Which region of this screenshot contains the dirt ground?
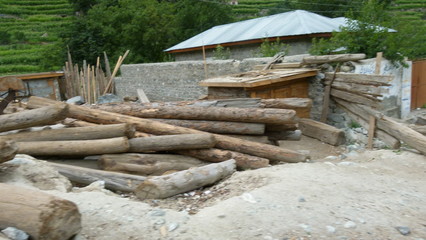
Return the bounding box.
[2,136,426,240]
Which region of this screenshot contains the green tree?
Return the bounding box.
[257,38,289,57]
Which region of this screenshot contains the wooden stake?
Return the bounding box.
[367,115,376,149]
[375,52,383,75]
[103,50,130,95]
[320,64,340,123]
[202,45,208,79]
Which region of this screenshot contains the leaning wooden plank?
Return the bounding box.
[98,153,207,176]
[355,104,426,155]
[49,162,145,192]
[0,183,81,240]
[0,103,68,132]
[129,134,216,152]
[302,53,366,64]
[331,89,380,107]
[177,148,269,170]
[324,72,392,86]
[149,119,265,135]
[27,97,307,163]
[335,99,400,148]
[0,123,135,142]
[326,81,388,96]
[16,137,129,156]
[298,118,345,146]
[90,104,296,124]
[0,140,18,163]
[135,159,236,200]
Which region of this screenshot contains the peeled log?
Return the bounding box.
[0,123,135,142]
[27,97,307,163]
[177,148,269,170]
[0,140,18,163]
[129,134,216,152]
[16,137,129,156]
[302,53,366,64]
[98,153,207,176]
[149,119,265,135]
[91,104,296,124]
[299,118,345,146]
[0,183,81,240]
[135,159,236,199]
[0,103,68,132]
[49,162,146,192]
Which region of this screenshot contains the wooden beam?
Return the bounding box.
[302,53,366,64]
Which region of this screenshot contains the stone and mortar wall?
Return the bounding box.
[116,58,272,102]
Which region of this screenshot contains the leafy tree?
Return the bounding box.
[213,45,231,59]
[309,0,425,66]
[257,38,289,57]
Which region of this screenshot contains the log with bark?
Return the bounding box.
[98,153,207,176]
[16,137,129,156]
[27,97,307,163]
[129,134,216,152]
[90,104,297,125]
[335,99,400,148]
[148,119,265,135]
[298,118,345,146]
[0,140,18,163]
[0,183,81,240]
[224,134,274,145]
[0,103,68,132]
[49,162,146,192]
[177,148,269,170]
[0,123,135,142]
[135,159,236,200]
[409,125,426,135]
[302,53,366,64]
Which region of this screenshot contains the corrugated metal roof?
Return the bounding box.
[165,10,343,52]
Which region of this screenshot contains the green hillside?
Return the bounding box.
[390,0,425,23]
[0,0,74,76]
[231,0,283,19]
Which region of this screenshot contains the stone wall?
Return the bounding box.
[116,58,272,102]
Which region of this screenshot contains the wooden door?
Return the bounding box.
[411,60,426,109]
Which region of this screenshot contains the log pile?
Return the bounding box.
[1,96,341,201]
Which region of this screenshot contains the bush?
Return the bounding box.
[0,31,12,44]
[257,38,289,57]
[212,45,231,59]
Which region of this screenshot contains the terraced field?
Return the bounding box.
[231,0,283,19]
[390,0,425,23]
[0,0,73,75]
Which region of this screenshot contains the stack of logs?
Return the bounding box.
[0,96,344,202]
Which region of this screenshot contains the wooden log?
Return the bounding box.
[0,123,135,142]
[49,162,146,192]
[16,137,129,156]
[302,53,366,64]
[129,134,216,152]
[90,104,296,124]
[298,118,345,146]
[0,103,68,132]
[409,125,426,135]
[148,119,265,135]
[176,148,269,170]
[135,159,236,199]
[0,140,18,163]
[98,153,206,176]
[324,72,392,86]
[325,81,388,96]
[224,134,274,145]
[331,88,380,107]
[334,99,400,148]
[253,62,303,70]
[260,98,312,109]
[27,97,307,163]
[0,183,81,240]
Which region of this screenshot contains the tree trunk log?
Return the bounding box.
[409,125,426,135]
[177,148,269,170]
[224,134,274,145]
[98,153,206,176]
[0,103,68,133]
[335,99,400,148]
[149,119,265,135]
[299,118,346,146]
[0,140,18,163]
[129,134,215,152]
[27,97,307,163]
[0,183,81,240]
[16,137,129,156]
[135,159,236,199]
[331,89,379,107]
[324,72,392,86]
[49,162,146,192]
[90,104,296,124]
[0,123,135,142]
[302,53,366,64]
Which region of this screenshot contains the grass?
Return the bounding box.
[0,0,73,75]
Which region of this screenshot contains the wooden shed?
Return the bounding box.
[199,68,318,99]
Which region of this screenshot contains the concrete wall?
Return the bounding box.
[116,58,272,102]
[173,39,313,61]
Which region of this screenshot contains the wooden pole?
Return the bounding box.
[320,64,340,123]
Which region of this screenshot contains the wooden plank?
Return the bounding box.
[375,52,383,74]
[137,89,150,103]
[298,118,345,146]
[324,72,392,86]
[331,89,380,107]
[325,81,388,96]
[253,62,303,70]
[367,115,376,149]
[321,66,339,122]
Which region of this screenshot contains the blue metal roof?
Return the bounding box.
[165,10,344,52]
